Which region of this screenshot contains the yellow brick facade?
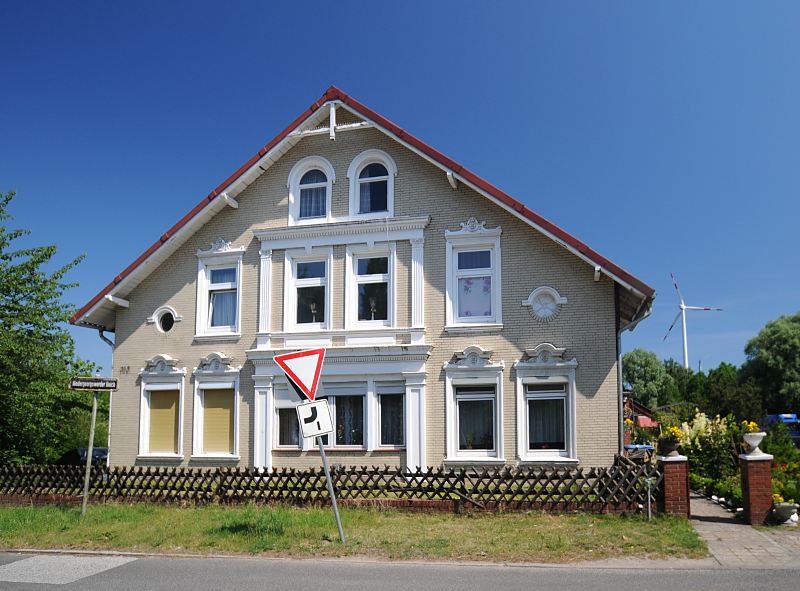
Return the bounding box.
[109,123,623,469]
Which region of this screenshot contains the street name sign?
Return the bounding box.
[70,377,118,391]
[273,348,325,401]
[296,399,334,439]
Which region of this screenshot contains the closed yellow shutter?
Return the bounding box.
[203,389,234,454]
[149,390,179,454]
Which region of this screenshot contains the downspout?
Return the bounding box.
[98,329,115,466]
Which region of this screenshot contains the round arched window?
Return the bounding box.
[357,163,389,213]
[298,169,327,219]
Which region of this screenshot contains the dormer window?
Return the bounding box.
[347,149,396,218]
[298,169,327,219]
[288,156,335,225]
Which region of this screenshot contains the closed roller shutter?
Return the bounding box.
[203,389,234,454]
[149,390,179,454]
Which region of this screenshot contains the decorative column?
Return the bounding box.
[403,372,426,471]
[739,451,774,525]
[257,249,272,349]
[410,238,425,344]
[252,375,274,471]
[658,454,690,517]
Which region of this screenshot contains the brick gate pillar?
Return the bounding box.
[739,452,774,525]
[658,454,690,517]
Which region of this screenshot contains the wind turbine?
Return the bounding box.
[663,273,722,369]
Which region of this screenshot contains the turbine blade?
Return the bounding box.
[663,310,682,341]
[685,306,723,311]
[670,273,685,306]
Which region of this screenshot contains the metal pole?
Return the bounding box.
[81,391,98,517]
[646,478,652,522]
[681,309,689,369]
[318,436,345,543]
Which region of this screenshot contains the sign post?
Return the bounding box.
[274,349,345,544]
[70,376,118,517]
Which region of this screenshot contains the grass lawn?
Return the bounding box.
[0,504,707,563]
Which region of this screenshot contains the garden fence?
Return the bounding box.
[0,456,662,514]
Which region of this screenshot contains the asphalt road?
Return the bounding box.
[0,552,797,590]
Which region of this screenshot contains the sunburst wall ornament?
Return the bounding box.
[523,286,567,322]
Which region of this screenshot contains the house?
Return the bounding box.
[70,87,655,470]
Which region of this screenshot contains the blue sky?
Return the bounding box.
[2,1,798,373]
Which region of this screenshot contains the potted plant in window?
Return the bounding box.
[742,420,767,456]
[772,493,799,525]
[658,425,683,458]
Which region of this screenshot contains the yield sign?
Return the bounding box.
[274,348,326,401]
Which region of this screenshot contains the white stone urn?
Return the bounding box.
[743,431,767,456]
[773,502,799,525]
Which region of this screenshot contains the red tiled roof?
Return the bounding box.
[70,86,654,326]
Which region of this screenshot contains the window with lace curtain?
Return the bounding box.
[298,169,327,219]
[287,156,334,225]
[526,383,567,452]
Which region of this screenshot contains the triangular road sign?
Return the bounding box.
[274,348,326,401]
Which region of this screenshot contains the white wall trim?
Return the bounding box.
[410,237,425,334]
[258,249,272,335]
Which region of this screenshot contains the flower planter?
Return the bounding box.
[772,502,799,525]
[658,438,680,457]
[742,431,766,456]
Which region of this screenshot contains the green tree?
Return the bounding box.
[705,362,762,420]
[622,348,677,409]
[742,311,800,412]
[0,190,97,464]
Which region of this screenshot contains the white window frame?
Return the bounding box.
[375,381,406,449]
[284,247,333,333]
[287,156,335,225]
[445,219,502,330]
[514,348,578,463]
[138,355,186,460]
[345,243,396,329]
[195,243,244,339]
[313,388,368,451]
[347,149,397,219]
[443,347,505,463]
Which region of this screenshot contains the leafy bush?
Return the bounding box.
[680,411,740,481]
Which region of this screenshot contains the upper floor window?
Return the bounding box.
[195,240,244,338]
[288,156,335,225]
[444,218,502,329]
[283,247,333,332]
[345,244,395,329]
[298,169,328,219]
[347,149,396,219]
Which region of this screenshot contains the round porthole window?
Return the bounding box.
[158,311,175,333]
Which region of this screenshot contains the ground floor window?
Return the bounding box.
[456,386,496,451]
[527,384,567,451]
[148,389,180,454]
[276,407,300,447]
[377,381,404,446]
[201,388,235,455]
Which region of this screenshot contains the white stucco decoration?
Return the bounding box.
[523,286,567,322]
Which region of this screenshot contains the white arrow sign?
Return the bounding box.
[296,399,334,439]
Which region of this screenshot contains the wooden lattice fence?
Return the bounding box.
[0,457,662,513]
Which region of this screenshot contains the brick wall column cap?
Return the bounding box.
[739,453,773,462]
[657,455,688,463]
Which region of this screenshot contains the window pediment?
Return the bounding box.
[141,354,185,377]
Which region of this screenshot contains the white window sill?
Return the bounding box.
[273,447,303,452]
[444,457,506,465]
[518,457,579,465]
[374,446,406,452]
[444,323,503,334]
[190,455,240,461]
[137,454,184,460]
[194,333,240,342]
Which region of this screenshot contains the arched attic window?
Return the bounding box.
[288,156,335,225]
[347,149,396,218]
